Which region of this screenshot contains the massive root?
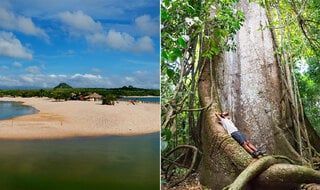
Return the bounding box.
[224,155,320,190]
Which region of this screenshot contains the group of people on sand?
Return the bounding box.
[215,111,264,158]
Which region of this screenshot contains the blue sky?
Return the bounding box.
[0,0,160,89]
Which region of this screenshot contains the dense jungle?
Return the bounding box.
[161,0,320,189]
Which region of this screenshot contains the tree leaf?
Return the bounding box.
[177,37,187,49]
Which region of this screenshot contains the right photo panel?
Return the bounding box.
[161,0,320,189]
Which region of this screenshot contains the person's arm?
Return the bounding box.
[215,112,222,121]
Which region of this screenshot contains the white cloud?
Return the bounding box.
[49,74,67,78]
[0,8,49,40]
[134,70,146,76]
[25,66,40,74]
[91,68,102,73]
[12,61,22,67]
[134,36,154,53]
[69,73,111,87]
[0,72,159,89]
[58,11,155,53]
[132,69,160,89]
[71,73,102,80]
[1,65,9,70]
[86,30,154,53]
[21,75,34,83]
[125,77,135,82]
[58,11,103,35]
[105,30,134,50]
[0,75,22,86]
[0,31,33,59]
[135,15,159,36]
[0,75,8,80]
[0,0,158,20]
[85,32,107,45]
[107,30,154,53]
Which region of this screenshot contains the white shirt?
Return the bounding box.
[220,118,238,135]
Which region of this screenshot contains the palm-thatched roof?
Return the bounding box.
[87,92,102,99]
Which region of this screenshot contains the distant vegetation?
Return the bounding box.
[102,95,117,105]
[0,83,160,101]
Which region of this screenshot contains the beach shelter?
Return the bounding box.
[87,92,102,101]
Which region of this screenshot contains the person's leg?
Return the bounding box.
[242,142,254,154]
[246,141,257,152]
[246,141,265,156]
[244,141,262,158]
[231,132,259,157]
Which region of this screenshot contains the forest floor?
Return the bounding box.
[162,173,206,190]
[162,171,320,190]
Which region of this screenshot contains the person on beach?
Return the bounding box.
[215,112,263,158]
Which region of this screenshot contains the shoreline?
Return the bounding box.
[0,97,160,140]
[121,95,160,98]
[0,100,40,120]
[0,131,160,141]
[118,96,160,104]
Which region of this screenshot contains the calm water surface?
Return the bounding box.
[119,97,160,103]
[0,101,38,120]
[0,133,160,190]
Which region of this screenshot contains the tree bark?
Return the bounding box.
[198,55,252,189]
[216,0,301,159]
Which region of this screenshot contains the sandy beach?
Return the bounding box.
[0,97,160,139]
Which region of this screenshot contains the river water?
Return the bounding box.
[0,133,160,190]
[119,97,160,103]
[0,101,160,189]
[0,101,38,120]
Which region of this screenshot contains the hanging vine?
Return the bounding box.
[262,0,319,166]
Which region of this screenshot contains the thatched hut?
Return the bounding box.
[86,92,102,101]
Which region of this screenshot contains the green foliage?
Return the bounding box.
[261,0,320,136]
[0,87,159,100]
[295,57,320,135]
[172,168,189,176]
[102,95,117,105]
[51,89,71,101]
[261,0,319,60]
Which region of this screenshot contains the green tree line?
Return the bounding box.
[0,86,160,101]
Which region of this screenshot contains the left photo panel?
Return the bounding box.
[0,0,160,189]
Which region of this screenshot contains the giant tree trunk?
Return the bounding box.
[198,0,320,189]
[215,0,306,159]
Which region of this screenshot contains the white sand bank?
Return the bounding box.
[0,97,160,139]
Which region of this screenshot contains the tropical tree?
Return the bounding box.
[161,0,320,189]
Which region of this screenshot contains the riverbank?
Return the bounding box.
[0,97,160,139]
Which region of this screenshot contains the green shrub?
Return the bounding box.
[102,95,117,105]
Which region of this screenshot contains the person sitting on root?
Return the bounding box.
[215,111,263,158]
